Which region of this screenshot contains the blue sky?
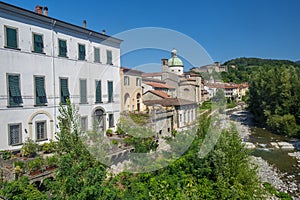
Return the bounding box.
[2,0,300,71]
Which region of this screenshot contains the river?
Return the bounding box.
[228,109,300,197]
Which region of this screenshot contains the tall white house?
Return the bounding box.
[0,2,122,151]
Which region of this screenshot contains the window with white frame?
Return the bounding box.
[8,123,22,145]
[5,26,18,49]
[36,121,47,141]
[124,76,130,86]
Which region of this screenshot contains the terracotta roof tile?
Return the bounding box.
[145,90,170,99]
[142,72,162,77]
[143,81,175,89]
[143,98,197,107]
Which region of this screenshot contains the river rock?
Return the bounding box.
[277,142,294,150]
[243,142,256,149]
[270,142,280,149]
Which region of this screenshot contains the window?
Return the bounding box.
[136,78,141,86]
[81,116,88,132]
[8,74,23,106]
[80,79,87,104]
[95,80,102,103]
[8,123,22,145]
[124,76,130,86]
[94,47,100,63]
[108,81,113,102]
[60,78,70,104]
[106,50,112,65]
[108,114,114,128]
[36,121,47,141]
[58,39,67,57]
[180,114,182,122]
[35,76,47,105]
[33,33,44,53]
[5,26,18,49]
[78,44,86,60]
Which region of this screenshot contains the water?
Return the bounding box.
[247,127,300,186]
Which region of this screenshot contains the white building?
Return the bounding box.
[0,3,122,150]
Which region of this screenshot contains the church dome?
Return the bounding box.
[168,49,183,66]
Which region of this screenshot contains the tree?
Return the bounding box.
[208,126,263,199]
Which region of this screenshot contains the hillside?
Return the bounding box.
[221,57,300,83]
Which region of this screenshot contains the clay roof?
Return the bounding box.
[142,77,166,84]
[142,72,162,77]
[143,81,175,89]
[206,83,239,89]
[144,90,169,99]
[121,67,143,75]
[143,98,197,107]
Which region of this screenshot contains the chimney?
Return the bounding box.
[102,29,106,35]
[35,5,43,14]
[83,20,87,28]
[43,6,48,16]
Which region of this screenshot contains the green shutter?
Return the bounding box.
[80,79,87,103]
[6,27,17,49]
[107,50,112,65]
[59,40,67,57]
[60,79,70,104]
[78,44,85,60]
[94,48,100,63]
[35,77,47,105]
[34,34,43,53]
[95,81,102,103]
[108,81,113,102]
[8,75,23,106]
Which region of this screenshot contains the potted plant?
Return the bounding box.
[21,138,38,158]
[27,157,43,176]
[45,155,58,171]
[106,129,113,137]
[116,126,126,138]
[42,140,57,154]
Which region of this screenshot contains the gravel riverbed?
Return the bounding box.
[229,110,300,199]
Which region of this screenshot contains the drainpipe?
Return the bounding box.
[51,20,57,135]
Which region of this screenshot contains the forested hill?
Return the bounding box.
[221,57,300,83]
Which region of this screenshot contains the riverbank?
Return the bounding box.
[227,108,300,199]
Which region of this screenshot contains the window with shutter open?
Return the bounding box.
[8,75,23,106]
[35,76,47,105]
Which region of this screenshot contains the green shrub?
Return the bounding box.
[21,139,38,157]
[112,140,118,145]
[42,140,57,153]
[27,157,43,172]
[1,150,13,160]
[46,155,58,167]
[14,161,24,169]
